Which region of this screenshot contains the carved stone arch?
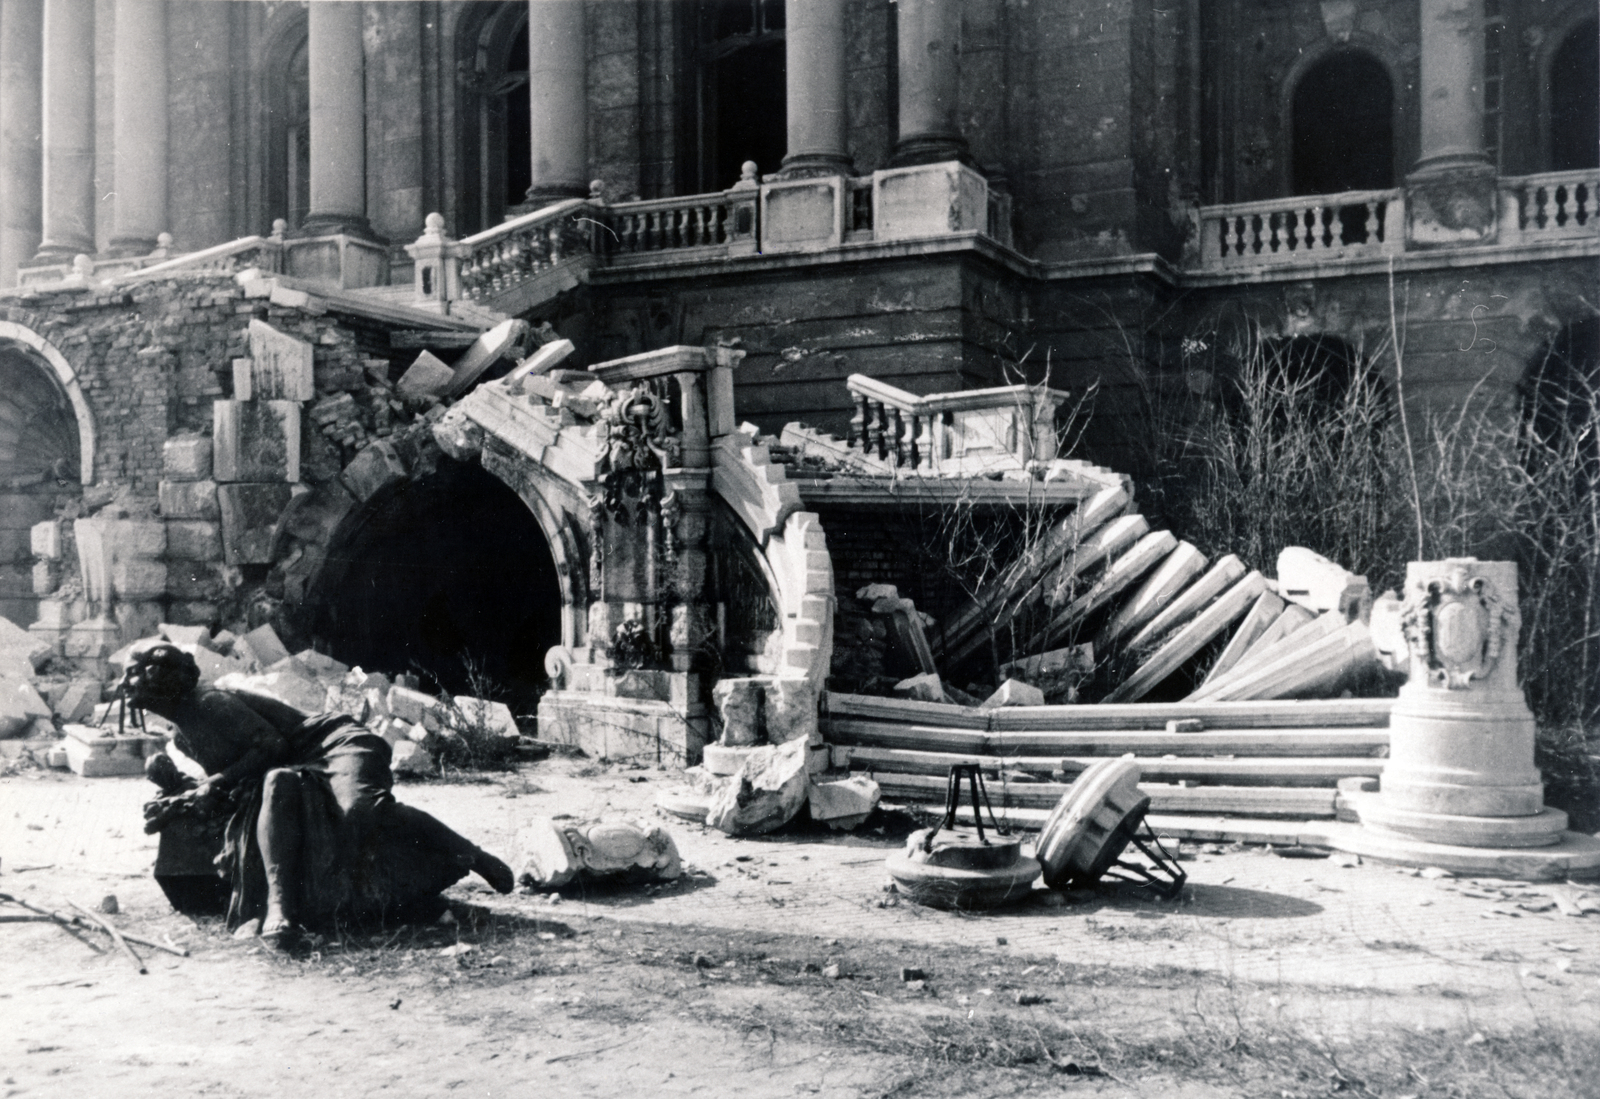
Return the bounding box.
[1279,39,1406,196]
[0,321,94,485]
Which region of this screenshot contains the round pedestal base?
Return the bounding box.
[1318,822,1600,881]
[887,827,1041,909]
[1359,802,1568,848]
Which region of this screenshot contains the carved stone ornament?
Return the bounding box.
[659,489,682,564]
[602,384,681,474]
[1399,562,1515,689]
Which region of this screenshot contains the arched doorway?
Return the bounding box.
[309,457,563,714]
[0,341,82,625]
[687,0,787,193]
[1549,19,1599,172]
[1291,51,1394,196]
[457,4,533,235]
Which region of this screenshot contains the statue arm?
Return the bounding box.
[187,693,293,793]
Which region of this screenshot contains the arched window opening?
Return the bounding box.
[264,25,311,231]
[458,5,532,236]
[1291,52,1394,196]
[692,0,786,193]
[1549,20,1599,171]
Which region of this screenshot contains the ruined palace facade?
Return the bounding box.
[0,0,1594,719]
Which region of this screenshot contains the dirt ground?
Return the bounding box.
[3,757,1599,1098]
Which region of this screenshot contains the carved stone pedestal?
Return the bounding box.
[1338,559,1600,878]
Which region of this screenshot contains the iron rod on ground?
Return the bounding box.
[69,900,146,974]
[0,893,187,957]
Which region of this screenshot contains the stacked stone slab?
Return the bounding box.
[211,321,308,567]
[158,434,226,626]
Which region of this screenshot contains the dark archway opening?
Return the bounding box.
[1291,52,1394,196]
[505,21,532,208]
[310,458,562,715]
[692,0,786,192]
[0,345,80,626]
[1550,20,1599,172]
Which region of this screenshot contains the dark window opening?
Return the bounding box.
[694,0,786,192]
[264,25,310,231]
[1550,20,1599,171]
[1291,52,1394,196]
[286,40,310,228]
[505,22,532,208]
[458,5,532,236]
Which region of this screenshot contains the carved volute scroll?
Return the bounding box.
[1399,559,1519,690]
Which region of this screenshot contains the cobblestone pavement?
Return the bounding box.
[4,759,1596,1031]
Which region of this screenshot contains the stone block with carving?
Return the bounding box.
[213,399,301,483]
[516,817,682,889]
[244,319,315,401]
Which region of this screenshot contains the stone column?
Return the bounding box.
[0,0,44,283]
[780,0,851,178]
[891,0,968,166]
[1415,0,1488,172]
[523,0,588,208]
[108,0,166,255]
[303,0,371,237]
[1408,0,1497,244]
[34,0,95,261]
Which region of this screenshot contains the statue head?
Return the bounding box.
[122,643,201,708]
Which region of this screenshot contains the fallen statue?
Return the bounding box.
[130,643,513,944]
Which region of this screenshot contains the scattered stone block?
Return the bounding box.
[451,696,518,739]
[703,743,761,776]
[807,775,881,830]
[159,479,220,521]
[213,669,326,716]
[245,319,315,401]
[706,738,811,835]
[295,649,349,679]
[1277,547,1371,623]
[237,624,291,668]
[856,584,898,601]
[396,350,455,399]
[0,616,54,674]
[213,399,301,483]
[340,439,408,503]
[893,673,947,704]
[388,685,434,724]
[444,319,529,398]
[30,520,61,560]
[980,679,1047,708]
[0,675,52,738]
[52,679,100,723]
[32,560,56,598]
[159,624,211,649]
[217,483,295,565]
[998,646,1094,704]
[162,434,213,482]
[515,817,682,889]
[390,738,435,776]
[506,338,576,387]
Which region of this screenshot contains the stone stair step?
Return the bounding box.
[822,715,1389,756]
[872,771,1339,818]
[835,744,1383,786]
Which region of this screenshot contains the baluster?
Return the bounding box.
[909,413,928,470]
[868,401,886,459]
[1555,184,1570,228]
[676,207,688,247]
[1267,211,1283,254]
[849,391,868,449]
[889,406,906,467]
[1577,182,1591,227]
[1362,200,1377,244]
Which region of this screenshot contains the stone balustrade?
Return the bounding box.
[845,374,1068,474]
[454,198,593,305]
[1501,169,1596,242]
[1192,189,1404,270]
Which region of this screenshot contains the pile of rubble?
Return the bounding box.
[4,618,528,779]
[656,674,881,837]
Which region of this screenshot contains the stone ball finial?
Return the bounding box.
[424,211,445,234]
[740,161,759,184]
[155,232,173,250]
[589,179,605,201]
[270,218,288,240]
[72,254,94,277]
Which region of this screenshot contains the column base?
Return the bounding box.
[1405,159,1498,247]
[511,184,591,217]
[778,153,855,180]
[890,134,975,170]
[105,236,159,258]
[1359,801,1568,848]
[295,212,379,241]
[1309,818,1600,881]
[283,232,390,290]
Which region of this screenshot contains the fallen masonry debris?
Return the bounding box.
[516,818,682,889]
